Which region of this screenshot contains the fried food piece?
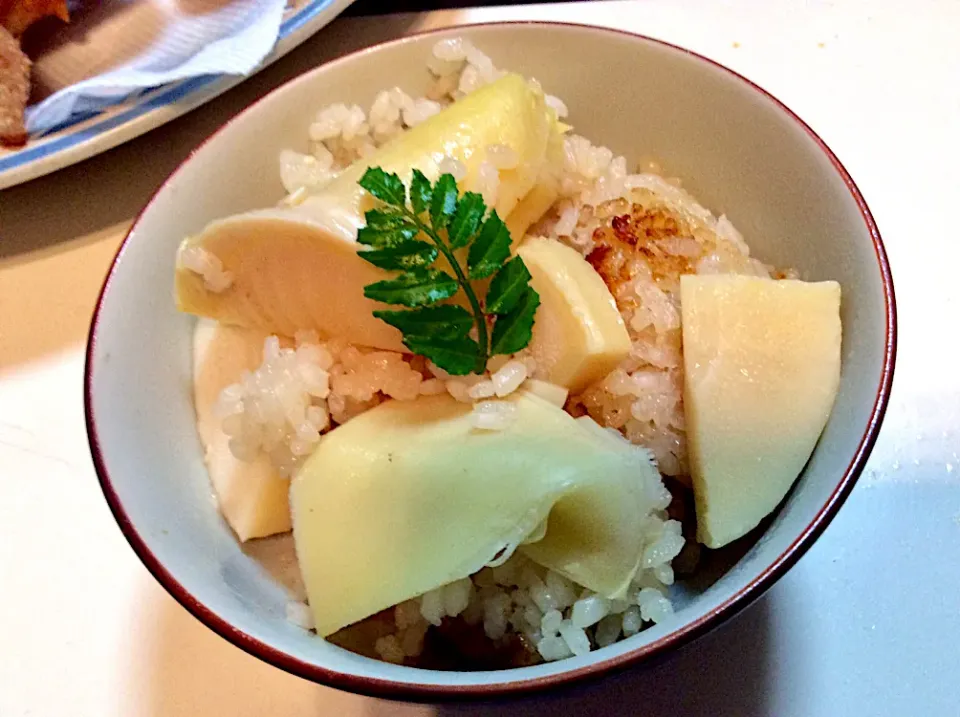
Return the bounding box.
[0,0,70,147]
[0,0,69,38]
[0,26,29,147]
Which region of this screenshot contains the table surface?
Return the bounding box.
[2,1,958,715]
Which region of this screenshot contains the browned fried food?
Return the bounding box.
[0,0,69,38]
[0,25,29,147]
[0,0,70,147]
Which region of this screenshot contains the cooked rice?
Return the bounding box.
[179,245,233,293]
[277,37,556,197]
[469,399,517,431]
[209,37,794,665]
[216,332,537,476]
[371,522,683,664]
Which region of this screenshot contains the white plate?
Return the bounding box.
[0,0,355,190]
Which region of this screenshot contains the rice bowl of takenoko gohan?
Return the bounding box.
[86,23,895,699]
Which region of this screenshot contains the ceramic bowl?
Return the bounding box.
[85,22,896,700]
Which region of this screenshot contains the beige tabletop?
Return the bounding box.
[2,1,959,716]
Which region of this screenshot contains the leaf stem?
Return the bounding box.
[403,207,489,370]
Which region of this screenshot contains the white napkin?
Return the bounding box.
[25,0,288,134]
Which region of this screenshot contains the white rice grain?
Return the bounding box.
[420,587,444,626]
[432,36,470,63]
[442,578,473,617]
[558,621,591,656]
[470,400,517,430]
[570,594,610,629]
[309,103,367,141]
[368,88,411,139]
[554,203,580,236]
[541,609,563,636]
[545,94,569,118]
[653,563,675,586]
[637,588,674,624]
[491,360,528,397]
[179,246,233,293]
[438,156,467,181]
[537,635,574,661]
[621,606,643,636]
[543,570,577,610]
[279,149,334,194]
[467,379,497,400]
[403,98,442,127]
[642,519,685,569]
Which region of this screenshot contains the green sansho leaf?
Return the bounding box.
[358,240,438,270]
[409,169,433,216]
[356,210,419,248]
[490,287,540,355]
[363,268,459,307]
[402,335,482,376]
[429,173,458,230]
[357,167,540,372]
[363,208,410,229]
[359,167,407,207]
[357,225,417,248]
[373,305,474,340]
[447,192,486,249]
[486,256,533,315]
[467,211,512,279]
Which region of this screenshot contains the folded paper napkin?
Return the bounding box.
[25,0,288,134]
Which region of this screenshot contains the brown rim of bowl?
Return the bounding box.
[84,20,897,702]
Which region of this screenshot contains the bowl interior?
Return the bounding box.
[87,22,891,695]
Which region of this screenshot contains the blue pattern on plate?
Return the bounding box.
[0,0,336,175]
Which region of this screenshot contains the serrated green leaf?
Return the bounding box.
[358,240,438,270]
[357,226,414,248]
[402,335,482,376]
[356,210,419,248]
[486,256,533,314]
[447,192,486,249]
[359,167,406,207]
[363,208,410,230]
[409,169,432,215]
[430,173,458,231]
[467,211,512,279]
[358,166,544,374]
[490,287,540,355]
[373,305,473,340]
[363,268,459,307]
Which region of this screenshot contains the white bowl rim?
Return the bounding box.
[84,20,897,702]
